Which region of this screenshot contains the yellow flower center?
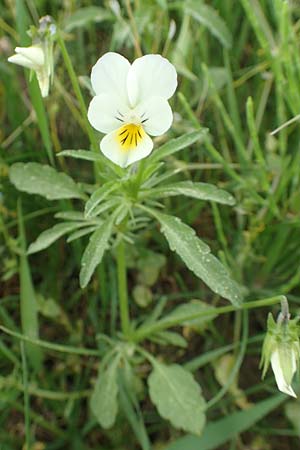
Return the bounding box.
[116,123,145,151]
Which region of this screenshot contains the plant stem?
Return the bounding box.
[56,33,99,156]
[133,295,285,343]
[125,0,142,57]
[21,341,31,449]
[116,238,131,337]
[0,325,99,356]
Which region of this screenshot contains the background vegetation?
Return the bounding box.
[1,0,300,449]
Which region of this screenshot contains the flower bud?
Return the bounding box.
[8,16,56,97]
[260,308,300,398]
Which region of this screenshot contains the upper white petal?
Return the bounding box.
[135,96,173,136]
[15,46,44,66]
[8,53,37,70]
[100,128,153,168]
[127,54,177,106]
[91,52,130,104]
[271,350,297,398]
[88,93,129,133]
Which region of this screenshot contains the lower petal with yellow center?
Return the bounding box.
[100,124,153,168]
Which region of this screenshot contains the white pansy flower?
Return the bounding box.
[8,45,50,97]
[8,16,56,98]
[87,52,177,168]
[260,308,300,398]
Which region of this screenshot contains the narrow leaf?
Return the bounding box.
[165,394,284,450]
[152,331,188,348]
[58,149,103,162]
[147,181,235,205]
[90,356,119,429]
[85,182,119,218]
[79,217,114,288]
[28,222,88,254]
[185,1,232,49]
[18,200,43,371]
[149,130,208,163]
[64,6,112,31]
[155,212,243,305]
[67,225,98,243]
[148,362,206,435]
[10,163,84,200]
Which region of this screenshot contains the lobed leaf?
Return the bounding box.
[148,362,206,435]
[10,162,84,200]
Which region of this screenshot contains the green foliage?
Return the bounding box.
[149,129,208,162]
[90,355,120,429]
[9,163,84,200]
[147,180,235,205]
[154,211,243,305]
[166,395,284,450]
[185,0,232,49]
[79,215,115,288]
[148,362,206,435]
[166,300,217,331]
[64,6,113,32]
[18,201,43,371]
[27,222,88,254]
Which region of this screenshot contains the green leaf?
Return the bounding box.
[147,181,235,205]
[79,217,114,288]
[152,331,188,348]
[10,163,84,200]
[149,130,208,163]
[185,1,232,49]
[58,149,103,162]
[155,212,243,305]
[148,362,206,435]
[28,222,88,254]
[90,356,119,429]
[85,182,119,218]
[64,6,113,31]
[166,300,218,332]
[165,394,284,450]
[67,225,98,243]
[18,200,43,371]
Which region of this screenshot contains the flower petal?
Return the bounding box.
[127,54,177,106]
[136,96,173,136]
[91,52,130,104]
[100,127,153,168]
[15,46,44,66]
[271,350,297,398]
[8,53,37,70]
[88,94,129,133]
[36,69,50,97]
